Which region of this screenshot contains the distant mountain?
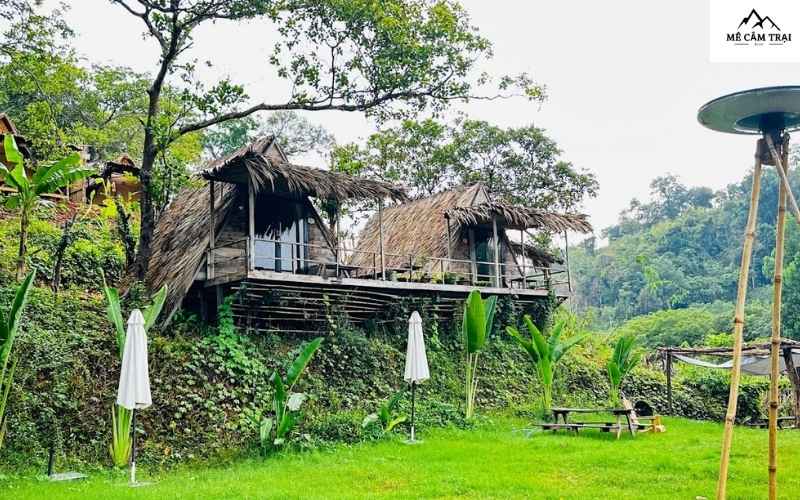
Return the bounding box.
[738,8,781,31]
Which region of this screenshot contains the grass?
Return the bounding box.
[3,417,800,499]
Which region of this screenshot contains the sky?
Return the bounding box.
[54,1,800,235]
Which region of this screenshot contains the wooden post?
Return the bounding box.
[468,229,477,285]
[446,218,453,261]
[248,178,255,272]
[378,199,386,280]
[564,230,572,293]
[520,229,526,290]
[492,215,500,287]
[781,348,800,429]
[717,149,763,500]
[208,181,216,278]
[666,350,673,415]
[767,135,788,500]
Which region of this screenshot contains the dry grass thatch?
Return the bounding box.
[143,182,238,323]
[352,183,591,271]
[444,202,593,234]
[351,184,486,270]
[202,136,407,203]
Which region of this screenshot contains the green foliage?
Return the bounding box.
[462,290,497,419]
[333,118,598,208]
[0,271,35,449]
[260,337,323,453]
[362,390,407,433]
[572,167,800,328]
[1,135,93,279]
[607,335,641,406]
[506,316,586,413]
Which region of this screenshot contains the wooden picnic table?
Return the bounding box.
[549,407,637,439]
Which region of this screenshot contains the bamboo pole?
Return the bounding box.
[378,200,386,280]
[767,137,787,500]
[766,134,800,225]
[717,150,763,500]
[492,215,501,287]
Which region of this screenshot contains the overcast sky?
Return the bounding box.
[56,1,800,235]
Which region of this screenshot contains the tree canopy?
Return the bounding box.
[333,118,598,210]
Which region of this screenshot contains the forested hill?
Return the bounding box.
[570,162,800,343]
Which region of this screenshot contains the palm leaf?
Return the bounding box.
[31,152,80,185]
[0,271,35,367]
[506,326,538,362]
[483,295,498,335]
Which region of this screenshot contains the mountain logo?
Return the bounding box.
[737,8,780,31]
[725,8,791,45]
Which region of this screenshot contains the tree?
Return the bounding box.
[203,111,335,159]
[1,135,93,279]
[332,118,456,196]
[110,0,542,279]
[334,118,598,208]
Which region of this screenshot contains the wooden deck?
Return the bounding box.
[202,270,560,332]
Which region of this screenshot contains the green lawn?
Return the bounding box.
[3,417,799,499]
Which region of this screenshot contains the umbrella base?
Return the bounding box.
[49,472,87,482]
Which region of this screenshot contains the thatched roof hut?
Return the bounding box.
[351,183,591,275]
[144,136,409,323]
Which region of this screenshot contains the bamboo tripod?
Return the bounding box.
[716,132,796,500]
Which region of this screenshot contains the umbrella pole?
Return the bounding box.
[717,147,763,500]
[411,382,416,442]
[130,409,137,485]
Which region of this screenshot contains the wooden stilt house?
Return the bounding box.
[143,137,592,332]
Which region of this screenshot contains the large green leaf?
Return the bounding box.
[2,134,23,169]
[36,163,94,195]
[483,295,497,335]
[464,290,486,353]
[524,315,549,362]
[271,371,287,425]
[285,337,323,390]
[506,326,538,363]
[31,152,80,185]
[101,271,126,359]
[143,285,168,330]
[0,271,36,367]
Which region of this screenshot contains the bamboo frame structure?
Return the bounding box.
[767,138,787,500]
[716,149,763,500]
[717,132,800,500]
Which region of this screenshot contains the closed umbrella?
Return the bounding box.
[116,309,151,485]
[404,311,430,443]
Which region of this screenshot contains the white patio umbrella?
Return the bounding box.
[404,311,430,443]
[116,309,151,485]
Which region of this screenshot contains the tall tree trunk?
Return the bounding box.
[114,197,136,269]
[16,208,29,281]
[134,149,156,280]
[51,211,78,293]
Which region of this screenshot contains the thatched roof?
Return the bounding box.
[444,202,592,234]
[351,183,591,270]
[202,136,407,203]
[143,182,238,324]
[351,184,488,269]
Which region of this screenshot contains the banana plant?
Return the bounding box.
[607,335,641,407]
[362,390,407,433]
[0,271,35,449]
[462,290,497,419]
[101,273,167,467]
[1,135,93,279]
[506,316,586,413]
[260,337,323,453]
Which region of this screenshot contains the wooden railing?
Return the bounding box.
[205,237,565,291]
